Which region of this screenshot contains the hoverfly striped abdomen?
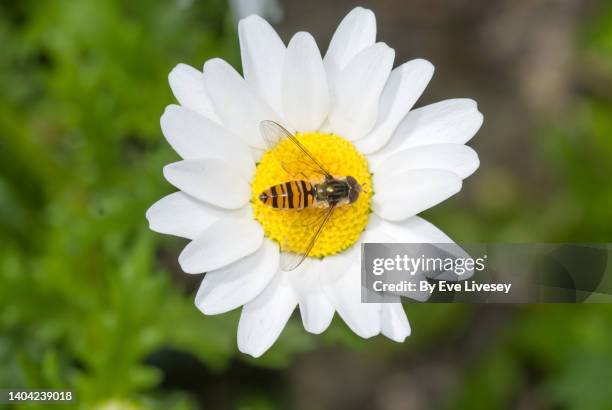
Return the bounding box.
[259,180,316,209]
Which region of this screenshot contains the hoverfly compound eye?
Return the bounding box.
[346,176,361,191]
[349,187,360,204]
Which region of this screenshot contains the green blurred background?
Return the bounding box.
[1,0,612,409]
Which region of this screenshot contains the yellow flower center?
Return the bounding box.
[251,131,372,258]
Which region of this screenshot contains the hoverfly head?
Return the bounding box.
[346,176,362,204]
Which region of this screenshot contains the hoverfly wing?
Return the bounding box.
[260,120,333,179]
[260,120,291,149]
[280,204,337,271]
[280,159,326,180]
[279,250,303,272]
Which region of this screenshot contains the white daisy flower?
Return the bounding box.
[146,7,483,357]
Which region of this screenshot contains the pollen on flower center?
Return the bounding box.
[251,131,372,258]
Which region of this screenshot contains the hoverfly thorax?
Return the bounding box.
[314,176,362,207]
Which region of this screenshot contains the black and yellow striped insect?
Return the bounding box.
[259,180,317,209]
[258,120,364,271]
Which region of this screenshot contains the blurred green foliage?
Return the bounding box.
[432,3,612,410]
[0,0,611,409]
[0,0,243,408]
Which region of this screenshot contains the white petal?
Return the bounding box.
[163,159,250,209]
[238,15,285,114]
[323,262,381,338]
[238,271,298,358]
[288,260,334,334]
[298,289,334,335]
[375,99,484,157]
[373,169,462,221]
[160,105,255,179]
[375,215,455,243]
[370,144,480,180]
[367,214,468,257]
[361,216,395,243]
[374,215,474,280]
[324,7,376,82]
[168,64,220,122]
[318,244,359,286]
[195,238,279,314]
[204,58,282,149]
[283,32,330,132]
[381,302,411,342]
[328,43,395,140]
[396,270,432,302]
[355,59,435,153]
[362,217,432,301]
[146,192,246,240]
[179,217,263,274]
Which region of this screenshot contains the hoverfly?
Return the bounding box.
[258,120,364,271]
